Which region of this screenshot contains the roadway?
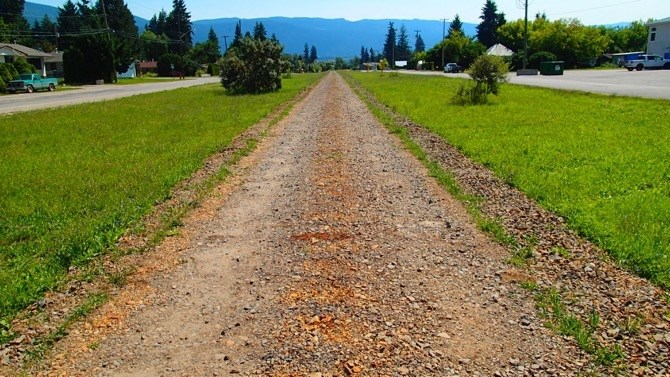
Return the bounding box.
[0,76,221,115]
[401,69,670,100]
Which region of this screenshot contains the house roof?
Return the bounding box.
[45,51,64,63]
[138,61,158,69]
[648,17,670,26]
[486,43,514,57]
[0,43,52,58]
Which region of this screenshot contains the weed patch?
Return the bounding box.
[536,288,624,367]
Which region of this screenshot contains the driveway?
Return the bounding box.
[402,69,670,100]
[0,76,221,115]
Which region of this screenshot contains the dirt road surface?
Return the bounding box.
[26,72,597,376]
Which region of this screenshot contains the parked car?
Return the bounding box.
[7,74,58,93]
[444,63,462,73]
[623,54,670,71]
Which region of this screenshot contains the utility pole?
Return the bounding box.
[100,0,114,82]
[523,0,529,69]
[222,35,230,51]
[441,18,446,71]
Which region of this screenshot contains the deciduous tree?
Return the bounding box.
[219,36,283,94]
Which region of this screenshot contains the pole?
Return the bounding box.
[223,35,229,51]
[523,0,529,69]
[100,0,114,82]
[441,18,446,71]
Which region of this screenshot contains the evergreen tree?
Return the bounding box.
[0,0,25,25]
[303,43,309,63]
[147,9,168,35]
[360,46,369,63]
[396,24,411,60]
[476,0,506,47]
[369,48,376,62]
[309,45,318,63]
[253,22,267,41]
[415,33,425,53]
[189,27,221,64]
[166,0,192,53]
[96,0,139,74]
[56,0,82,51]
[230,20,243,50]
[207,27,220,52]
[32,14,57,52]
[382,22,397,66]
[448,14,464,37]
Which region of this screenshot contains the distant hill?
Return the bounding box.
[193,17,477,59]
[23,2,632,59]
[24,2,148,31]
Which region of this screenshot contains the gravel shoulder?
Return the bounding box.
[7,71,666,376]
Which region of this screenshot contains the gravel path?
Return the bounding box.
[26,72,595,376]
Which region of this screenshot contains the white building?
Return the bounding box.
[647,17,670,58]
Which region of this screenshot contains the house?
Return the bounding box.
[486,43,514,57]
[647,17,670,58]
[117,61,137,79]
[0,43,52,77]
[44,51,64,78]
[138,61,158,75]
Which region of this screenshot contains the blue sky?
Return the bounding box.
[31,0,668,25]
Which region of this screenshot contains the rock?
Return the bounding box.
[397,366,410,375]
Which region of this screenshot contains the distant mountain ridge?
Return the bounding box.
[23,1,474,58]
[24,2,149,35]
[193,17,477,59]
[24,2,632,59]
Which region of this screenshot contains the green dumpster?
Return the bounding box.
[539,61,564,75]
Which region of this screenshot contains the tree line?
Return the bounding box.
[353,0,651,71]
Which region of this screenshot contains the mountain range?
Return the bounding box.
[24,2,477,59]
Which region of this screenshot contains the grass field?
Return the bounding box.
[345,71,670,289]
[114,76,194,85]
[0,73,322,321]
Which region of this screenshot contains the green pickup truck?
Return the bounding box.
[7,74,58,93]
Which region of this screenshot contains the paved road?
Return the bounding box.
[402,69,670,100]
[0,76,221,115]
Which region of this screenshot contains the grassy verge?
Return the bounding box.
[343,71,670,289]
[114,76,195,85]
[534,287,625,368]
[0,73,323,323]
[344,74,519,252]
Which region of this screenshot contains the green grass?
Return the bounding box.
[344,71,670,289]
[0,73,323,322]
[114,76,194,85]
[537,289,625,367]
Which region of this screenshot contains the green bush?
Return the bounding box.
[219,36,283,95]
[207,63,220,76]
[157,53,183,77]
[452,82,488,105]
[452,55,509,105]
[13,57,37,74]
[529,51,558,69]
[0,77,5,93]
[467,54,509,95]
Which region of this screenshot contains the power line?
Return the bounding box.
[548,0,642,17]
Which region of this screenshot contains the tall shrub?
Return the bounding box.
[219,36,283,94]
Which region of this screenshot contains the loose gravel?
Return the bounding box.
[6,72,667,377]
